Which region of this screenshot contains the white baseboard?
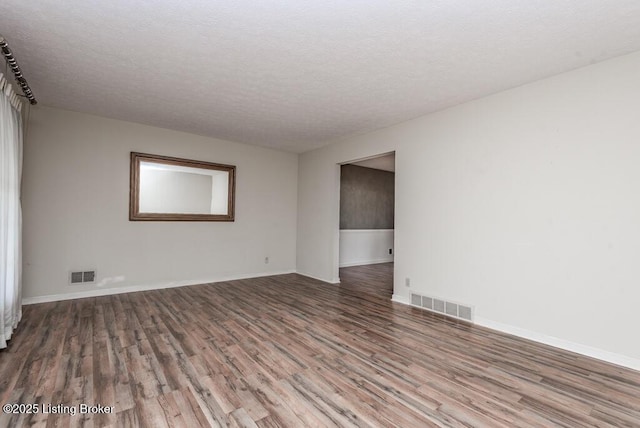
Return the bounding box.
[391,294,410,304]
[474,317,640,372]
[389,295,640,372]
[339,258,394,268]
[22,270,296,305]
[295,271,340,284]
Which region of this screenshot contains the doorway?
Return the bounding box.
[338,152,395,298]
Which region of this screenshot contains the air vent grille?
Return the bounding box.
[445,302,458,317]
[409,292,474,323]
[70,271,83,284]
[69,270,96,285]
[411,294,421,306]
[458,305,472,321]
[421,297,433,310]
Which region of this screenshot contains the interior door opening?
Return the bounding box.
[337,152,395,299]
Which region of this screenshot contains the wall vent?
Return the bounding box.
[411,294,421,306]
[70,271,83,284]
[421,296,433,310]
[410,292,474,323]
[458,305,472,321]
[69,270,96,285]
[445,302,458,317]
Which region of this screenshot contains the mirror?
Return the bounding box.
[129,152,236,221]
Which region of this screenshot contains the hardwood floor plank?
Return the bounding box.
[222,375,269,422]
[243,372,308,427]
[245,372,327,428]
[278,377,352,427]
[2,263,639,426]
[229,408,258,428]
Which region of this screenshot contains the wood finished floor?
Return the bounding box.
[2,264,640,427]
[338,263,393,300]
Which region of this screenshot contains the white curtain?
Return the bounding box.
[0,76,23,349]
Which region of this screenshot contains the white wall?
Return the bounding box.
[22,107,298,300]
[339,229,394,267]
[297,50,640,365]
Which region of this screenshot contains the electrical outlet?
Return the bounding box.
[405,277,411,287]
[389,248,393,255]
[264,256,269,264]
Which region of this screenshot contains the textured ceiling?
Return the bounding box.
[2,1,640,153]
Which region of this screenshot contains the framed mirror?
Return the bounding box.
[129,152,236,221]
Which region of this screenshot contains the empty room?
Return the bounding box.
[1,1,640,427]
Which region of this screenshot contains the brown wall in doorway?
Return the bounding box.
[340,165,394,229]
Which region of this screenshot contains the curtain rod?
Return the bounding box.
[0,35,37,105]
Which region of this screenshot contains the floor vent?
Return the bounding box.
[70,270,97,285]
[410,292,474,322]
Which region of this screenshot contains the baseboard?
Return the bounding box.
[391,294,410,305]
[475,317,640,372]
[22,270,296,305]
[339,258,394,268]
[389,295,640,372]
[295,271,340,284]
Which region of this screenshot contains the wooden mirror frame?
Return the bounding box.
[129,152,236,221]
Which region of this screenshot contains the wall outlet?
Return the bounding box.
[405,277,411,287]
[264,256,269,264]
[389,248,393,254]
